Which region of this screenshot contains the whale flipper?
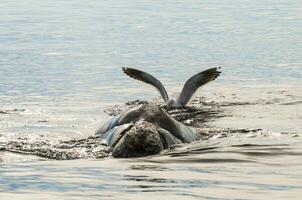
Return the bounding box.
[176,67,221,106]
[122,67,169,102]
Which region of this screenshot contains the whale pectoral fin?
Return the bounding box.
[157,128,182,149]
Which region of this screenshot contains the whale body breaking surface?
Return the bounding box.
[1,67,225,159]
[95,103,200,157]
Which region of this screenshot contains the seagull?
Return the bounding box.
[122,67,221,109]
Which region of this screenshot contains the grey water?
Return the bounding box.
[1,0,302,199]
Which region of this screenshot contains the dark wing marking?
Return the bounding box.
[122,67,169,102]
[176,67,221,106]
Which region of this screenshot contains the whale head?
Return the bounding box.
[111,121,164,157]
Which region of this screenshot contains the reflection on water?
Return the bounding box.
[1,0,302,199]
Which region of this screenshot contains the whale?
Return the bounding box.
[95,103,200,157]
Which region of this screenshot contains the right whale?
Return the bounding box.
[95,103,200,158]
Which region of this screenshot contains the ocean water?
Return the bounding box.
[1,0,302,199]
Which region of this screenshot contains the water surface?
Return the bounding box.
[1,0,302,199]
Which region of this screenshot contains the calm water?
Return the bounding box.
[1,0,302,199]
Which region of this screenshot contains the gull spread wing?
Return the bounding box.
[122,67,169,102]
[176,67,221,106]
